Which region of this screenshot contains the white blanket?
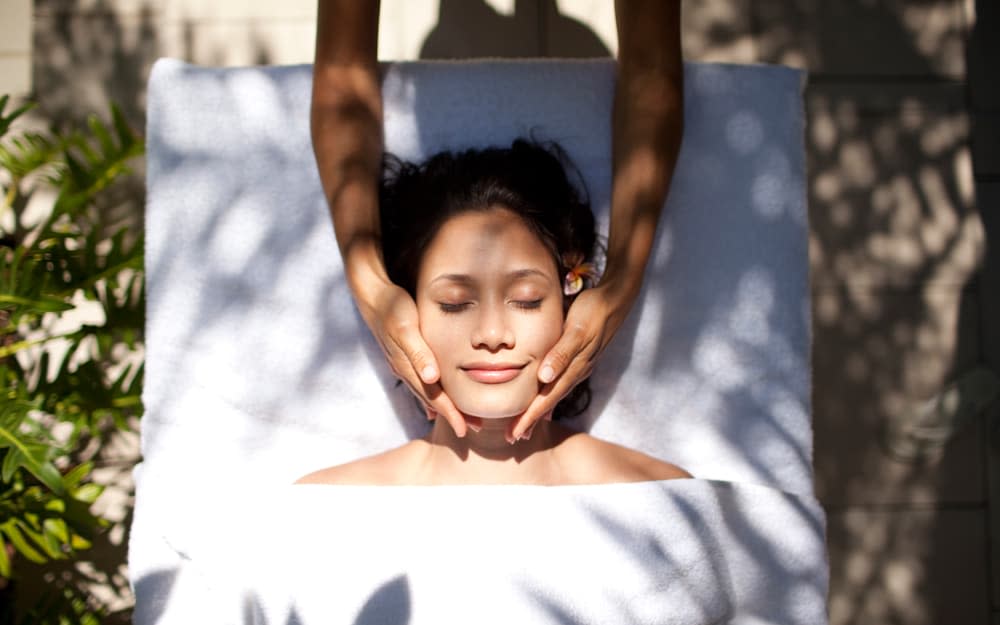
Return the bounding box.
[136,480,826,625]
[131,58,825,624]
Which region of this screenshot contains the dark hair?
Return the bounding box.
[379,138,598,420]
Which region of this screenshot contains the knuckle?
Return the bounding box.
[407,348,431,368]
[566,318,589,336]
[547,340,581,370]
[564,321,588,342]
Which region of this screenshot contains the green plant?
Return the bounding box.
[0,94,145,623]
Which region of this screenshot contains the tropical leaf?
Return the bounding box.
[0,130,69,181]
[0,94,144,623]
[1,521,46,563]
[52,110,144,221]
[0,402,65,496]
[0,533,9,577]
[0,95,34,137]
[16,584,105,625]
[0,246,74,330]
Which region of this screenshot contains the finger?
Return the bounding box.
[395,365,467,437]
[395,325,441,384]
[538,322,588,384]
[465,415,483,433]
[512,363,592,440]
[398,376,436,415]
[509,392,557,442]
[425,386,467,438]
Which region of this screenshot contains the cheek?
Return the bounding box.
[518,307,564,355]
[543,315,564,349]
[419,309,467,359]
[417,303,441,353]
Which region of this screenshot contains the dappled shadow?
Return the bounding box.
[131,568,178,625]
[242,575,411,625]
[131,481,824,624]
[419,0,609,59]
[30,0,155,250]
[138,62,432,483]
[685,2,991,624]
[33,0,158,131]
[564,495,738,625]
[353,575,411,625]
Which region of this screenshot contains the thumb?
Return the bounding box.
[538,327,584,384]
[398,328,440,384]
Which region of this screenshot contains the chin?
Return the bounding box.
[453,392,532,420]
[446,375,539,419]
[456,402,528,420]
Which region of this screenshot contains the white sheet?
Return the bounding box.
[136,480,827,625]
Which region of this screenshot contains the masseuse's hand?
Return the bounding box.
[508,281,636,442]
[368,281,468,437]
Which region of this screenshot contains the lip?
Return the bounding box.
[461,362,526,384]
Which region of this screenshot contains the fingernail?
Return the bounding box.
[539,365,555,383]
[467,422,482,433]
[522,426,534,441]
[421,366,437,382]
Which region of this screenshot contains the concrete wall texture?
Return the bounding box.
[4,1,997,623]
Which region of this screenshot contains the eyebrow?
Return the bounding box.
[428,268,551,286]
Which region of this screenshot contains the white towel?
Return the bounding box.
[132,58,824,624]
[140,58,811,493]
[135,480,827,625]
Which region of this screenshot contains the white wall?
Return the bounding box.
[0,0,32,96]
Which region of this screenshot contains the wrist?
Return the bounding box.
[597,263,642,299]
[594,270,641,313]
[342,247,395,318]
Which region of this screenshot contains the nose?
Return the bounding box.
[471,303,515,351]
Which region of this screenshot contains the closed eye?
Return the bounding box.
[513,299,543,310]
[439,302,471,314]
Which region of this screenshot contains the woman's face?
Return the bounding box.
[416,207,564,419]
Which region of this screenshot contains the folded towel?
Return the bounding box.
[132,58,823,624]
[135,480,827,625]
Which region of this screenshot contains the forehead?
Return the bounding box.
[421,208,555,271]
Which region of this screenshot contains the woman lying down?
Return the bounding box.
[297,139,690,487]
[174,141,825,625]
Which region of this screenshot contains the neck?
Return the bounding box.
[417,416,566,484]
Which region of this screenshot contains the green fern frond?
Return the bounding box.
[0,94,144,623]
[0,95,34,138]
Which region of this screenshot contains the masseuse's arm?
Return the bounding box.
[312,0,466,436]
[512,0,684,440]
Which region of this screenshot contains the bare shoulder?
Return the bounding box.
[294,442,422,486]
[554,430,692,484]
